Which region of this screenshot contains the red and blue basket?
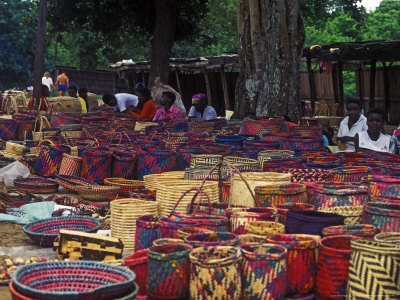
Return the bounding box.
[274,203,315,225]
[267,234,317,296]
[280,138,325,151]
[0,119,19,140]
[137,149,177,180]
[362,201,400,233]
[147,243,192,299]
[55,174,98,192]
[80,150,113,184]
[285,168,332,183]
[254,183,308,207]
[159,217,199,239]
[331,166,370,183]
[310,186,369,209]
[322,224,377,238]
[241,243,287,299]
[368,175,400,199]
[135,215,161,251]
[34,142,69,178]
[12,261,136,300]
[14,177,59,194]
[317,235,356,299]
[124,249,148,297]
[23,216,100,247]
[184,232,239,248]
[112,153,137,179]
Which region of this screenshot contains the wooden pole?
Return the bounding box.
[174,69,182,96]
[383,62,390,122]
[306,55,316,115]
[357,63,363,102]
[220,65,231,110]
[33,0,47,101]
[338,62,344,116]
[202,68,212,106]
[369,60,376,109]
[332,63,339,116]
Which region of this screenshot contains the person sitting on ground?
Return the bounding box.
[130,88,157,121]
[337,99,368,152]
[102,93,138,113]
[78,87,89,112]
[42,72,56,92]
[68,86,87,113]
[28,85,49,111]
[355,107,395,154]
[188,93,217,121]
[55,72,69,96]
[153,91,185,123]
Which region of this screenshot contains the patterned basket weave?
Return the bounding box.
[13,261,136,300]
[274,203,315,225]
[319,206,364,225]
[284,168,332,183]
[190,246,242,300]
[134,215,160,251]
[152,238,184,247]
[0,119,19,140]
[317,235,356,299]
[124,249,148,297]
[230,211,277,234]
[80,150,113,184]
[245,221,285,237]
[23,216,100,247]
[55,174,98,192]
[147,243,192,300]
[311,186,369,210]
[176,227,213,239]
[347,239,400,299]
[184,232,239,248]
[238,234,267,245]
[215,134,246,147]
[241,243,287,299]
[190,154,223,168]
[14,177,59,194]
[267,234,317,296]
[280,138,325,151]
[286,210,345,236]
[362,201,400,233]
[223,156,260,171]
[112,153,137,179]
[75,185,120,202]
[322,224,377,238]
[374,232,400,244]
[58,153,82,176]
[159,218,199,239]
[254,183,307,207]
[34,141,68,178]
[137,150,177,180]
[104,178,145,197]
[239,118,288,137]
[331,166,369,183]
[368,175,400,199]
[257,150,294,167]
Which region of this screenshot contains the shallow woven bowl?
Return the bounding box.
[55,174,98,192]
[13,261,136,300]
[14,177,59,194]
[76,185,121,201]
[23,216,100,247]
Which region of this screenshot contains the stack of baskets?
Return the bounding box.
[143,171,185,190]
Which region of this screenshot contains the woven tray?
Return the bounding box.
[14,177,59,194]
[55,174,98,192]
[76,185,121,201]
[104,178,145,196]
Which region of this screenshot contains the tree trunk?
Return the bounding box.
[33,0,47,100]
[235,0,304,122]
[148,0,176,87]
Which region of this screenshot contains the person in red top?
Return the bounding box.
[28,85,49,111]
[130,88,157,121]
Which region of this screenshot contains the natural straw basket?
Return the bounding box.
[318,206,364,225]
[374,232,400,244]
[143,171,185,190]
[111,198,159,251]
[245,221,285,236]
[104,178,145,197]
[190,154,222,167]
[238,234,267,245]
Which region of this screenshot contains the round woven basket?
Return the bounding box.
[374,232,400,244]
[143,171,185,190]
[58,153,82,177]
[254,183,307,207]
[152,238,184,247]
[76,184,121,202]
[55,174,98,192]
[190,154,222,167]
[184,232,239,248]
[14,177,59,194]
[245,221,285,236]
[176,227,213,239]
[223,156,260,171]
[238,234,267,245]
[111,198,159,251]
[322,224,377,238]
[104,178,145,197]
[318,206,364,225]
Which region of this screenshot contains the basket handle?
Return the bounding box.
[168,187,212,217]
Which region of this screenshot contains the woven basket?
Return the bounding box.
[147,243,192,299]
[124,249,148,297]
[104,178,145,197]
[254,183,307,207]
[143,171,185,190]
[58,153,82,176]
[347,239,400,298]
[134,215,160,251]
[374,232,400,244]
[223,156,260,171]
[184,232,239,248]
[245,221,285,236]
[80,150,113,184]
[112,153,138,179]
[285,168,333,183]
[189,154,222,167]
[257,150,294,167]
[317,235,356,299]
[13,261,136,300]
[231,172,292,207]
[241,243,287,299]
[311,186,369,210]
[110,198,159,251]
[362,201,400,233]
[176,227,213,239]
[319,206,364,225]
[55,174,98,192]
[75,185,120,202]
[267,234,317,296]
[322,224,377,238]
[23,216,100,247]
[368,175,400,199]
[14,177,59,194]
[190,246,241,300]
[137,149,177,180]
[331,166,370,183]
[34,140,68,178]
[230,210,277,234]
[238,234,267,245]
[159,218,199,239]
[274,203,315,225]
[152,238,184,247]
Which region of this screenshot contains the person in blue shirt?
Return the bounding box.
[188,93,217,121]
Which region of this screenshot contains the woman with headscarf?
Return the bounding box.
[188,93,217,121]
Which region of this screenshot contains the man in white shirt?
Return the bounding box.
[337,99,368,152]
[41,72,56,92]
[102,93,138,112]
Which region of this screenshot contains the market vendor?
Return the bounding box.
[130,88,157,121]
[337,99,368,152]
[68,86,87,113]
[355,107,395,153]
[102,93,138,113]
[188,93,217,121]
[153,91,185,123]
[27,85,49,111]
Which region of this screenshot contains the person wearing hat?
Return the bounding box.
[188,93,217,121]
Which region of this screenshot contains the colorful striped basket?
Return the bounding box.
[362,201,400,233]
[104,178,145,197]
[34,141,68,177]
[13,261,136,300]
[311,186,369,209]
[147,243,192,299]
[280,138,325,151]
[0,119,19,140]
[124,249,148,297]
[58,153,82,177]
[152,238,184,247]
[176,227,213,239]
[159,218,199,239]
[230,210,278,235]
[374,232,400,244]
[347,239,400,299]
[134,215,160,251]
[285,210,345,236]
[241,243,287,299]
[322,224,377,238]
[75,184,120,202]
[267,234,317,296]
[184,232,239,248]
[284,168,332,183]
[254,183,307,207]
[317,235,356,299]
[274,203,315,225]
[55,174,98,192]
[14,177,59,194]
[190,246,242,300]
[80,150,113,184]
[368,175,400,199]
[331,166,369,183]
[137,149,177,180]
[112,153,137,179]
[23,216,100,247]
[245,221,285,237]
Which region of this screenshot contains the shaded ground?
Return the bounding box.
[0,222,34,247]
